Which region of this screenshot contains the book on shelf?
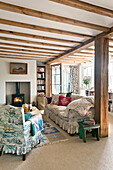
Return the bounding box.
[37,67,45,72]
[37,86,45,90]
[37,73,45,78]
[37,80,45,84]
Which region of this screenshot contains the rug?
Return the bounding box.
[39,120,68,146]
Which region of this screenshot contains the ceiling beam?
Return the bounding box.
[47,26,113,64]
[74,52,94,56]
[0,55,49,61]
[0,37,71,49]
[0,19,93,38]
[0,42,64,53]
[0,50,55,57]
[0,2,109,31]
[50,0,113,18]
[54,59,81,64]
[67,56,94,59]
[0,47,58,55]
[47,38,95,64]
[109,39,113,43]
[0,29,81,44]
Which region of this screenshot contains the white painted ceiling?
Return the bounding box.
[0,0,113,63]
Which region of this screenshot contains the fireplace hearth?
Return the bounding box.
[12,82,24,107]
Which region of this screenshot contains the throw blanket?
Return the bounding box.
[29,114,43,136]
[67,98,94,116]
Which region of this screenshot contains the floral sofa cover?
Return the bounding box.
[44,94,94,134]
[0,105,43,156]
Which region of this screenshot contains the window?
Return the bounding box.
[81,63,94,89]
[51,64,61,94]
[62,65,70,93]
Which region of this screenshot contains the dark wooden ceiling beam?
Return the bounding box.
[0,42,64,52]
[50,0,113,18]
[0,29,81,44]
[0,47,58,55]
[47,38,95,64]
[0,37,72,49]
[47,26,113,64]
[0,2,109,31]
[0,19,93,38]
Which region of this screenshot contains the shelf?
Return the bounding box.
[37,78,45,79]
[37,71,45,73]
[37,65,46,95]
[37,90,45,91]
[37,84,45,86]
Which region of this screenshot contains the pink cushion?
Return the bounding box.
[58,96,71,106]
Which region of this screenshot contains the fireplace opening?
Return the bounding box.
[12,82,24,107]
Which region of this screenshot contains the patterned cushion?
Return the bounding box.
[67,98,93,116]
[71,94,83,101]
[58,96,71,106]
[66,92,72,97]
[83,96,94,104]
[51,94,66,105]
[46,97,52,104]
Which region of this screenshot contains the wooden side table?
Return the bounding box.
[78,122,100,143]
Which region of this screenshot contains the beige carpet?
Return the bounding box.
[1,114,113,170]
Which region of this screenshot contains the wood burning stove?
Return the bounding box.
[12,82,24,107]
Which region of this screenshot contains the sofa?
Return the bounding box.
[0,105,43,160]
[44,94,94,134]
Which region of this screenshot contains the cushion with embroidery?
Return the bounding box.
[58,96,71,106]
[51,94,66,105]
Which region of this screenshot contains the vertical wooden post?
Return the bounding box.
[95,37,109,137]
[60,63,62,93]
[46,64,51,96]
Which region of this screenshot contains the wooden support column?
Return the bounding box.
[95,37,109,137]
[46,64,51,96]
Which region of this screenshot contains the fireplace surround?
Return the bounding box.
[6,82,30,106]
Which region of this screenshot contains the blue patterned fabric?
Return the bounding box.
[0,105,43,155]
[25,113,32,121]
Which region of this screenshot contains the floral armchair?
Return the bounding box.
[0,105,43,160]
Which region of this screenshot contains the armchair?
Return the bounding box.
[0,105,43,160]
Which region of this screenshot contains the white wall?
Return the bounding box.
[0,58,37,104]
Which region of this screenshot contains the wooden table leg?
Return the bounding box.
[0,146,4,156]
[96,128,100,141]
[79,126,82,139]
[22,154,26,161]
[92,129,95,137]
[82,129,86,143]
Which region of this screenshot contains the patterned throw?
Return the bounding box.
[39,120,68,146]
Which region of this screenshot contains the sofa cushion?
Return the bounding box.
[58,96,71,106]
[71,94,83,101]
[51,94,66,105]
[47,104,67,116]
[46,96,52,104]
[83,96,94,104]
[57,108,69,121]
[66,92,72,97]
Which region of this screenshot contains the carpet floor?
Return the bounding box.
[1,114,113,170]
